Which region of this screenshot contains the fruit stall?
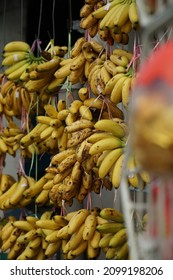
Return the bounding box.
[0,0,173,261]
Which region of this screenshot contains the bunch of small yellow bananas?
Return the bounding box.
[1,40,68,95]
[0,207,129,260]
[0,174,36,210]
[80,0,140,45]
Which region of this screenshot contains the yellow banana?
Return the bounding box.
[82,214,97,240]
[97,222,124,233]
[114,241,129,259]
[87,241,100,259]
[122,76,132,108]
[100,208,124,222]
[90,230,101,249]
[110,75,128,104]
[68,240,88,259]
[69,100,83,114]
[3,40,30,52]
[6,60,31,80]
[56,225,70,240]
[113,48,133,60]
[2,52,29,66]
[89,137,124,155]
[109,228,127,247]
[92,0,124,19]
[35,219,61,230]
[70,52,86,71]
[79,105,93,120]
[45,240,62,258]
[63,223,85,253]
[67,209,90,234]
[36,56,60,72]
[54,59,72,79]
[99,233,114,248]
[94,119,125,138]
[128,0,139,28]
[111,153,125,188]
[13,220,35,232]
[64,119,94,133]
[98,147,124,179]
[110,54,129,67]
[9,176,28,206]
[127,154,139,188]
[70,37,86,58]
[113,3,130,27]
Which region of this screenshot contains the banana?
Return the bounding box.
[67,128,93,148]
[67,209,90,234]
[46,76,66,93]
[79,105,93,120]
[128,0,139,29]
[70,52,86,71]
[87,241,100,259]
[67,240,88,259]
[68,65,85,84]
[2,52,29,66]
[7,241,23,260]
[57,153,77,173]
[114,241,129,259]
[80,3,94,18]
[56,225,70,240]
[100,208,124,223]
[98,147,124,179]
[111,153,125,188]
[113,48,133,60]
[3,41,30,52]
[127,154,139,188]
[5,60,31,80]
[36,56,60,72]
[44,104,58,118]
[114,3,130,27]
[122,76,132,108]
[64,119,94,133]
[13,220,35,232]
[106,247,118,259]
[97,222,124,233]
[99,233,114,248]
[70,37,86,58]
[94,119,125,138]
[40,126,54,140]
[45,230,59,243]
[45,240,62,258]
[82,214,97,241]
[121,18,132,33]
[110,75,128,104]
[78,87,89,101]
[109,228,127,247]
[51,148,75,165]
[57,130,68,151]
[54,59,72,79]
[90,230,101,249]
[23,176,47,198]
[63,223,85,253]
[35,220,61,230]
[52,215,68,227]
[99,4,122,30]
[80,13,98,30]
[110,54,129,67]
[69,100,83,114]
[89,137,124,155]
[9,176,29,206]
[35,189,49,206]
[92,0,124,19]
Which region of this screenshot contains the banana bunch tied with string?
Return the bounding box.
[1,40,68,95]
[0,173,37,210]
[87,48,137,109]
[0,212,57,260]
[0,79,38,119]
[90,0,140,45]
[0,119,39,158]
[54,37,105,85]
[87,118,151,189]
[96,207,129,260]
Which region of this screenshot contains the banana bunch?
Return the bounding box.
[1,40,68,96]
[54,37,105,85]
[79,0,105,38]
[87,48,136,108]
[97,207,129,260]
[0,173,16,196]
[91,0,140,45]
[0,174,36,210]
[0,79,38,119]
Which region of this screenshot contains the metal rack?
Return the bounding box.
[120,2,173,259]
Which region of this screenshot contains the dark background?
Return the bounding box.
[26,0,84,48]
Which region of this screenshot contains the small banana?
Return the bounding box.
[67,209,90,235]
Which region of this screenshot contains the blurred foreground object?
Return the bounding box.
[130,41,173,177]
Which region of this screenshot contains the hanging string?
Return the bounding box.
[37,0,43,39]
[20,0,24,40]
[52,0,56,40]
